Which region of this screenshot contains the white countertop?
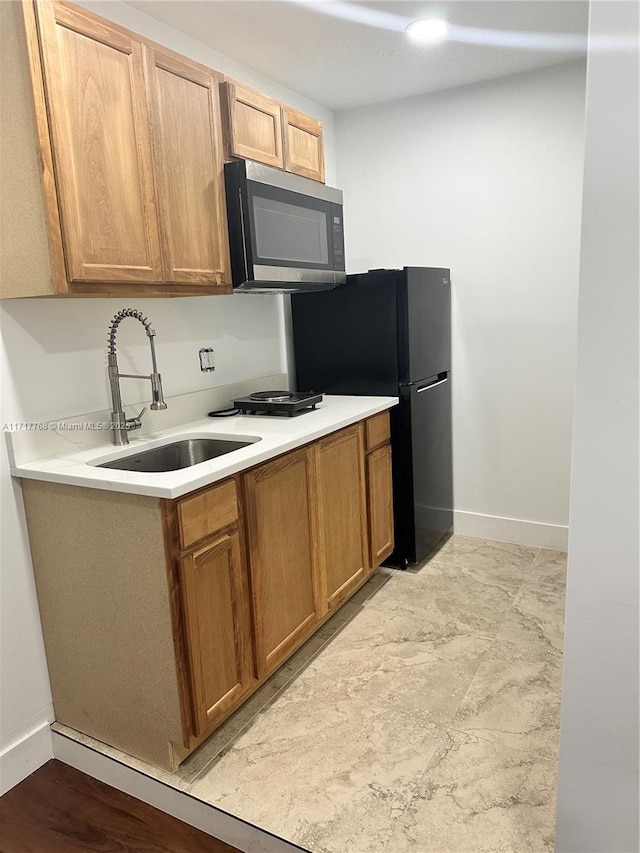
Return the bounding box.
[9,395,397,499]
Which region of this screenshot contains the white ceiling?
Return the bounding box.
[126,1,589,111]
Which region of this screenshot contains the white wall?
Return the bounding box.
[335,61,586,548]
[556,2,639,849]
[0,0,336,792]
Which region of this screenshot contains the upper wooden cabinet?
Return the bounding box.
[223,81,326,183]
[282,107,325,183]
[35,1,163,286]
[2,0,231,297]
[143,46,230,286]
[2,0,328,297]
[223,82,284,169]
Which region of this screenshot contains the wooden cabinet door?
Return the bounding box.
[144,46,230,288]
[223,82,284,169]
[179,531,253,738]
[366,444,394,570]
[35,1,162,283]
[315,426,368,611]
[243,448,321,678]
[282,107,325,183]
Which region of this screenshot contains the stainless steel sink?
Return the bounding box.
[96,437,258,473]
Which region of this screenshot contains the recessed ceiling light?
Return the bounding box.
[406,17,449,45]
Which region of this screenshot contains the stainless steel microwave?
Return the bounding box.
[224,160,346,294]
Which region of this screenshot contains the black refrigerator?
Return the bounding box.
[291,266,453,567]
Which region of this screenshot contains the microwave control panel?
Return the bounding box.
[331,203,346,271]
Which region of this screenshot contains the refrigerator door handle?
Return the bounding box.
[416,372,449,393]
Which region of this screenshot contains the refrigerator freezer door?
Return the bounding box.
[399,267,451,383]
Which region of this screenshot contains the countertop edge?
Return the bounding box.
[10,397,398,499]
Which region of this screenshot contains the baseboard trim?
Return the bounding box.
[454,510,569,550]
[0,721,53,795]
[52,730,305,853]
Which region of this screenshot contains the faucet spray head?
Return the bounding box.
[146,329,167,410]
[150,373,168,410]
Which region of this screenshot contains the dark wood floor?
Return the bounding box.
[0,759,241,853]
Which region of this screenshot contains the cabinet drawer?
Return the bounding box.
[177,478,238,550]
[365,411,390,451]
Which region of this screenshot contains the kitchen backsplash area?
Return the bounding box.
[5,376,288,469]
[1,295,288,428]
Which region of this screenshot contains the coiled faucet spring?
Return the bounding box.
[107,308,155,355]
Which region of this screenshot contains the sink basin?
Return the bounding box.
[96,437,258,473]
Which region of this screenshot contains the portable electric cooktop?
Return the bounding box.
[232,390,323,416]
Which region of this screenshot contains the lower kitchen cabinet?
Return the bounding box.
[178,530,253,738]
[314,424,368,611]
[366,443,394,569]
[364,411,394,569]
[242,447,322,679]
[167,476,255,743]
[19,412,393,771]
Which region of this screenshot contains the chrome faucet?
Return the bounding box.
[107,309,167,446]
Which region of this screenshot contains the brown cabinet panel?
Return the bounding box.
[8,1,234,296]
[179,531,253,737]
[145,47,230,287]
[366,444,394,569]
[282,107,325,183]
[35,1,162,283]
[222,82,326,183]
[365,411,391,452]
[243,448,321,678]
[176,478,238,551]
[315,426,368,611]
[223,82,283,169]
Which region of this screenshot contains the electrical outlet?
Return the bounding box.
[199,347,215,372]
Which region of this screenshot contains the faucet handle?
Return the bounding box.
[125,407,146,432]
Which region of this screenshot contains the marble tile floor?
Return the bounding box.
[57,535,567,853]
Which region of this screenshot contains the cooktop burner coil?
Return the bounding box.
[249,391,293,402]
